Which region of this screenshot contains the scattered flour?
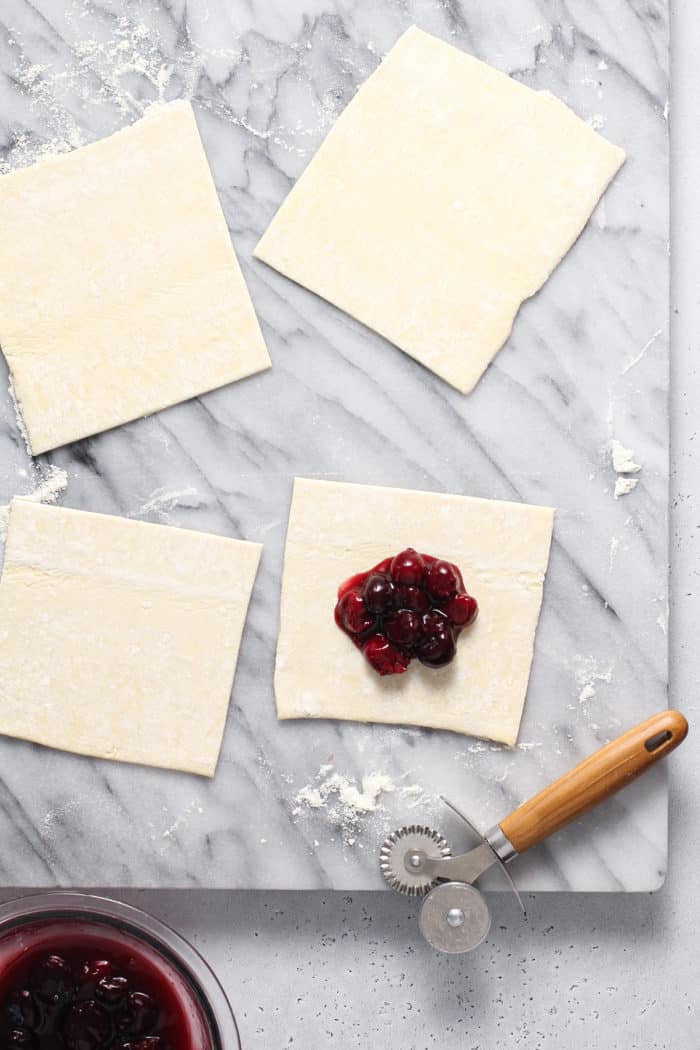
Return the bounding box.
[609,439,641,499]
[296,786,324,809]
[137,485,204,519]
[614,476,639,499]
[295,769,395,815]
[161,799,203,845]
[0,12,188,174]
[0,466,68,540]
[611,440,641,474]
[1,5,340,177]
[574,656,613,704]
[8,378,32,456]
[465,741,492,754]
[26,466,68,505]
[293,765,427,841]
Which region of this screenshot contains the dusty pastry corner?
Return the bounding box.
[7,375,34,456]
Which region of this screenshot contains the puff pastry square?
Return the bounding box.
[275,478,554,746]
[255,27,624,394]
[0,500,261,775]
[0,101,271,454]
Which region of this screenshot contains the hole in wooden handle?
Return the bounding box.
[644,729,673,752]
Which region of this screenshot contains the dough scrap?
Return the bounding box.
[0,500,262,776]
[0,101,271,454]
[255,26,625,394]
[275,478,554,746]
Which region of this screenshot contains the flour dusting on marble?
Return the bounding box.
[0,4,342,177]
[294,768,396,815]
[161,799,204,843]
[0,11,186,172]
[574,656,613,704]
[293,765,428,842]
[611,439,641,474]
[0,58,84,173]
[614,476,639,499]
[8,378,32,456]
[137,485,205,520]
[0,466,68,540]
[610,438,642,499]
[73,16,191,117]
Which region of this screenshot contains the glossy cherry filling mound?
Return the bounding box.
[0,920,211,1050]
[334,548,478,676]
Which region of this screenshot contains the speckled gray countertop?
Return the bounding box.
[0,0,697,1045]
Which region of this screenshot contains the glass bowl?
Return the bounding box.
[0,891,241,1049]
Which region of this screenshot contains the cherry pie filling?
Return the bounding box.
[335,548,478,676]
[0,920,212,1050]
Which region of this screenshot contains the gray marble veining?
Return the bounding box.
[0,0,668,891]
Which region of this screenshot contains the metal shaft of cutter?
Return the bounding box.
[404,841,497,886]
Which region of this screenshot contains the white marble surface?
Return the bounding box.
[0,0,669,893]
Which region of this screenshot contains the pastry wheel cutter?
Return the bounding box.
[380,710,688,953]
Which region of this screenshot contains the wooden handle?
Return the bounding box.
[500,710,688,855]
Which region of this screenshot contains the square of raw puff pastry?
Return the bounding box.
[0,101,271,454]
[0,500,262,775]
[275,478,555,746]
[255,26,625,394]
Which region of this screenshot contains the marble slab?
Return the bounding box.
[0,0,668,891]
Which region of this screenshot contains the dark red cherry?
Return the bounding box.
[421,608,450,632]
[95,974,129,1005]
[336,589,375,635]
[61,1000,111,1050]
[373,557,392,575]
[426,560,461,601]
[4,990,38,1029]
[361,573,397,616]
[79,960,113,986]
[363,634,410,675]
[446,592,478,627]
[390,548,426,587]
[385,610,422,649]
[32,954,73,1003]
[396,585,430,614]
[417,615,456,668]
[117,991,158,1036]
[7,1030,35,1047]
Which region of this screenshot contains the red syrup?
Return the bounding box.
[0,919,213,1050]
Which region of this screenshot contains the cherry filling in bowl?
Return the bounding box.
[334,548,478,676]
[0,918,213,1050]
